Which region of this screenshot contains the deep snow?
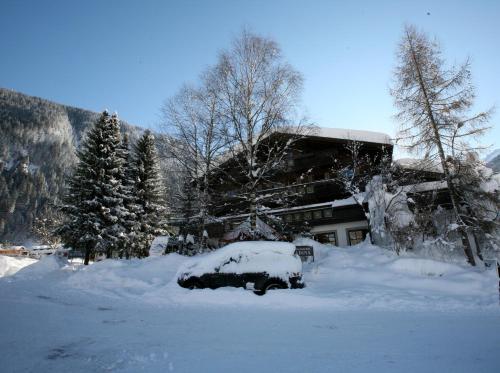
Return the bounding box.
[0,255,37,277]
[177,241,301,282]
[1,241,499,372]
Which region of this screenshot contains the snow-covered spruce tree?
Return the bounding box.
[117,133,142,258]
[131,130,167,257]
[214,30,310,237]
[58,111,128,265]
[391,25,492,265]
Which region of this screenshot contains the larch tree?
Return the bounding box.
[131,130,167,257]
[58,111,128,264]
[214,30,310,235]
[391,25,492,265]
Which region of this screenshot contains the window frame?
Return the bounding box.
[346,227,369,246]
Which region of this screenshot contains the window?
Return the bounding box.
[303,211,312,221]
[293,213,302,221]
[324,171,331,180]
[313,210,322,219]
[348,229,368,245]
[323,208,333,218]
[306,185,314,194]
[307,174,314,183]
[285,214,293,223]
[315,232,337,246]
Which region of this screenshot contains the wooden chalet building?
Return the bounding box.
[205,128,394,247]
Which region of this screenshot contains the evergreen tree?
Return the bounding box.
[131,130,166,257]
[58,111,128,264]
[118,133,141,258]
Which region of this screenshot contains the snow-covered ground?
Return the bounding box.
[0,255,37,277]
[1,241,499,372]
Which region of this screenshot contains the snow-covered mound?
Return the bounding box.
[149,235,169,256]
[177,241,301,281]
[13,255,67,279]
[0,255,37,277]
[2,240,498,311]
[66,253,186,298]
[298,239,497,310]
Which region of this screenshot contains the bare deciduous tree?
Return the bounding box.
[391,25,493,265]
[163,73,228,247]
[32,207,64,250]
[214,30,311,233]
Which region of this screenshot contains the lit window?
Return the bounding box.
[315,232,337,246]
[348,229,368,245]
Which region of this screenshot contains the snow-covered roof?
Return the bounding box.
[403,180,448,193]
[217,197,360,222]
[309,127,393,145]
[393,158,443,173]
[267,197,359,215]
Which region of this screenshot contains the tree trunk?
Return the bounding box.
[249,192,257,238]
[84,245,91,266]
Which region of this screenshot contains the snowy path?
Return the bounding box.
[1,291,499,373]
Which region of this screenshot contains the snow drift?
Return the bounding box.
[0,255,37,277]
[3,240,497,311]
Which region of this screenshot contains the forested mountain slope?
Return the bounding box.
[0,88,156,243]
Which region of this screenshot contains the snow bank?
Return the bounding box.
[13,255,67,279]
[149,235,169,256]
[2,239,497,311]
[66,254,187,298]
[0,255,37,277]
[303,240,498,310]
[177,241,301,281]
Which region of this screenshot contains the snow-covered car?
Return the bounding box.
[177,241,305,295]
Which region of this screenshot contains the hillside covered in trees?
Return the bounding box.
[0,88,158,244]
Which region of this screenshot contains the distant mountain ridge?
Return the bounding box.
[485,149,500,173]
[0,87,160,243]
[487,155,500,173]
[484,149,500,163]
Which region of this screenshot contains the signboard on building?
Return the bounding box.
[294,245,314,262]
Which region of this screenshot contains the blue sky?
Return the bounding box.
[1,0,499,157]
